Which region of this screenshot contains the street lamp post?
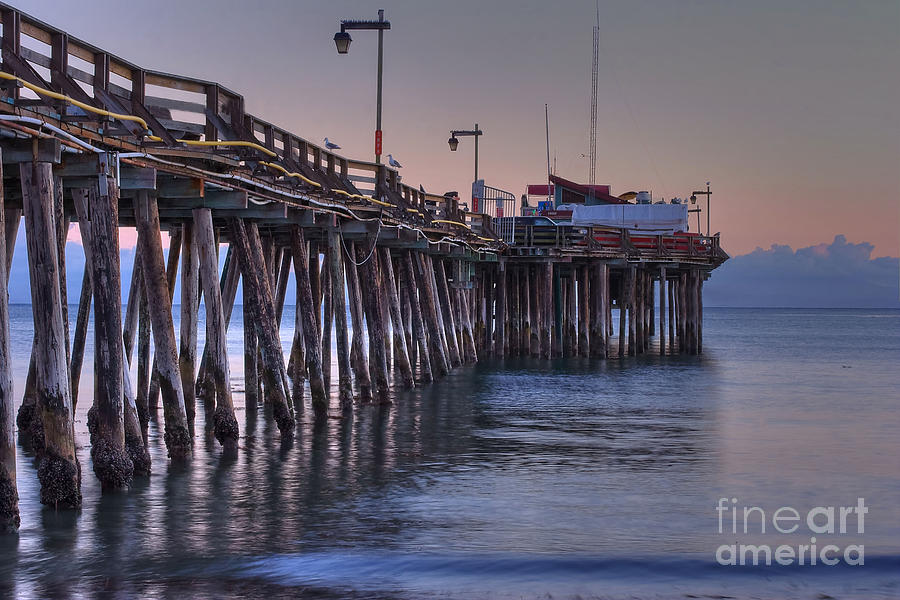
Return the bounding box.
[334,9,391,164]
[691,183,712,235]
[448,123,483,183]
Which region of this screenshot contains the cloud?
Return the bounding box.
[704,235,900,308]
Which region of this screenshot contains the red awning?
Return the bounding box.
[526,184,554,196]
[548,175,623,204]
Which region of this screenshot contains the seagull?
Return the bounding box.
[419,184,426,193]
[387,154,402,168]
[324,137,341,150]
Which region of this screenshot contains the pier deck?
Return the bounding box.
[0,3,727,528]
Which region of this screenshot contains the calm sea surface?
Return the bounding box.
[1,306,898,599]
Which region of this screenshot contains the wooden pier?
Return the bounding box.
[0,4,727,530]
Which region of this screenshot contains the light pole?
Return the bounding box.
[334,9,391,164]
[448,123,483,181]
[691,182,711,235]
[449,124,484,211]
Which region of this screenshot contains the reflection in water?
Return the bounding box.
[1,307,898,599]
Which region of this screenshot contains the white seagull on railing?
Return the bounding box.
[324,137,341,150]
[387,154,402,168]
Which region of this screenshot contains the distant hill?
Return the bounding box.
[704,235,900,308]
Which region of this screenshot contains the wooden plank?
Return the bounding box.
[0,138,61,164]
[157,177,204,198]
[155,190,247,210]
[145,72,206,94]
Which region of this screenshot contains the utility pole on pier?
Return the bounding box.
[334,9,391,165]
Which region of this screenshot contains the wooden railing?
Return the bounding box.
[0,3,441,225]
[496,219,727,262]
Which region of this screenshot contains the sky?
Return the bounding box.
[10,0,899,259]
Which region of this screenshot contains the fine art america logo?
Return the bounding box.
[715,498,867,566]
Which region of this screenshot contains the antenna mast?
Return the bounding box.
[545,103,551,204]
[589,2,599,197]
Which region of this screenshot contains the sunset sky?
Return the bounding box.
[13,0,899,257]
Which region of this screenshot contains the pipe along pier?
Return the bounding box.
[0,4,727,530]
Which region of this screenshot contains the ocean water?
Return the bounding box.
[1,306,898,599]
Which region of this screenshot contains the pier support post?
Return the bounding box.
[197,245,237,408]
[649,271,656,338]
[290,226,327,411]
[136,262,151,426]
[509,267,520,356]
[628,269,644,355]
[617,273,625,358]
[496,262,507,358]
[578,265,589,357]
[527,265,539,356]
[427,257,453,367]
[275,250,292,327]
[484,268,494,357]
[344,243,372,400]
[21,161,81,506]
[82,180,134,489]
[400,275,416,369]
[231,219,295,433]
[434,258,461,367]
[328,229,354,411]
[412,251,448,377]
[540,262,552,359]
[135,191,192,459]
[697,273,703,354]
[459,283,478,363]
[359,245,391,398]
[122,256,143,370]
[399,251,432,383]
[309,241,322,338]
[53,176,70,369]
[590,263,606,358]
[380,248,414,387]
[243,296,259,409]
[667,274,675,355]
[179,222,199,428]
[70,269,91,409]
[564,271,577,357]
[321,247,333,394]
[148,228,182,412]
[552,264,562,358]
[659,267,667,356]
[678,272,687,354]
[193,209,238,449]
[627,267,637,356]
[0,153,19,531]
